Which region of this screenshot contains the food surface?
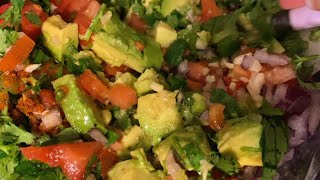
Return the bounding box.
[0,0,320,179]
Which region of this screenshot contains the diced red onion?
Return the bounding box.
[288,108,310,147]
[271,84,288,106]
[254,49,290,66]
[177,60,189,75]
[308,91,320,135]
[40,109,62,131]
[241,55,255,70]
[166,151,183,178]
[89,129,108,145]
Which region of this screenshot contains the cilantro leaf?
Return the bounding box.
[293,55,320,89]
[15,160,67,179]
[281,32,308,57]
[24,10,42,26]
[106,130,120,145]
[0,110,35,179]
[259,100,284,116]
[65,56,103,75]
[260,117,289,180]
[0,0,25,27]
[168,74,187,91]
[210,89,242,118]
[165,39,188,67]
[211,152,240,175]
[0,29,19,58]
[31,0,50,13]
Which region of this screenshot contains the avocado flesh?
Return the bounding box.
[134,90,183,146]
[216,114,263,167]
[52,74,106,134]
[153,126,212,172]
[42,15,78,62]
[91,14,163,73]
[161,0,190,16]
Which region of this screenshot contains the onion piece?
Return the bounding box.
[308,91,320,135]
[89,129,108,145]
[166,151,184,178]
[254,49,290,66]
[40,109,62,131]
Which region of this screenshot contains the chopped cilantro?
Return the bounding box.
[0,0,25,27]
[107,130,120,145]
[24,10,42,26]
[210,89,242,118]
[15,160,67,179]
[165,39,188,67]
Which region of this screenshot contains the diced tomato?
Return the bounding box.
[21,2,48,40]
[201,0,222,22]
[187,78,205,90]
[100,148,118,179]
[0,33,35,72]
[187,61,210,83]
[21,142,104,180]
[78,70,110,103]
[39,89,57,109]
[104,64,130,77]
[108,84,138,110]
[73,1,101,48]
[0,3,11,25]
[51,0,93,21]
[0,92,9,111]
[128,13,147,33]
[230,65,251,79]
[279,0,305,10]
[208,103,225,131]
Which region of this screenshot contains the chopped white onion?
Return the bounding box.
[89,129,108,145]
[177,60,189,75]
[40,109,62,131]
[24,64,41,73]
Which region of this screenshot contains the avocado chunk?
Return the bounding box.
[161,0,190,16]
[108,149,165,180]
[153,126,212,173]
[52,74,106,134]
[134,69,169,96]
[154,21,177,48]
[134,90,183,146]
[91,12,163,73]
[216,114,263,167]
[115,72,137,86]
[42,15,78,62]
[181,92,207,124]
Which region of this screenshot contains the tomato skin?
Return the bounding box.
[201,0,222,22]
[100,148,118,179]
[21,142,104,180]
[0,33,35,72]
[128,13,147,33]
[208,103,225,131]
[187,78,205,90]
[51,0,92,20]
[108,84,138,110]
[187,61,209,81]
[0,3,11,25]
[78,70,110,103]
[21,2,48,40]
[39,89,57,109]
[104,64,130,77]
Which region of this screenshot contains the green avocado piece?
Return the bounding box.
[161,0,190,16]
[42,15,78,62]
[108,149,165,180]
[52,74,106,134]
[216,114,263,167]
[153,21,177,48]
[115,72,137,86]
[191,93,207,114]
[134,90,183,146]
[91,12,163,73]
[134,69,169,96]
[153,126,212,172]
